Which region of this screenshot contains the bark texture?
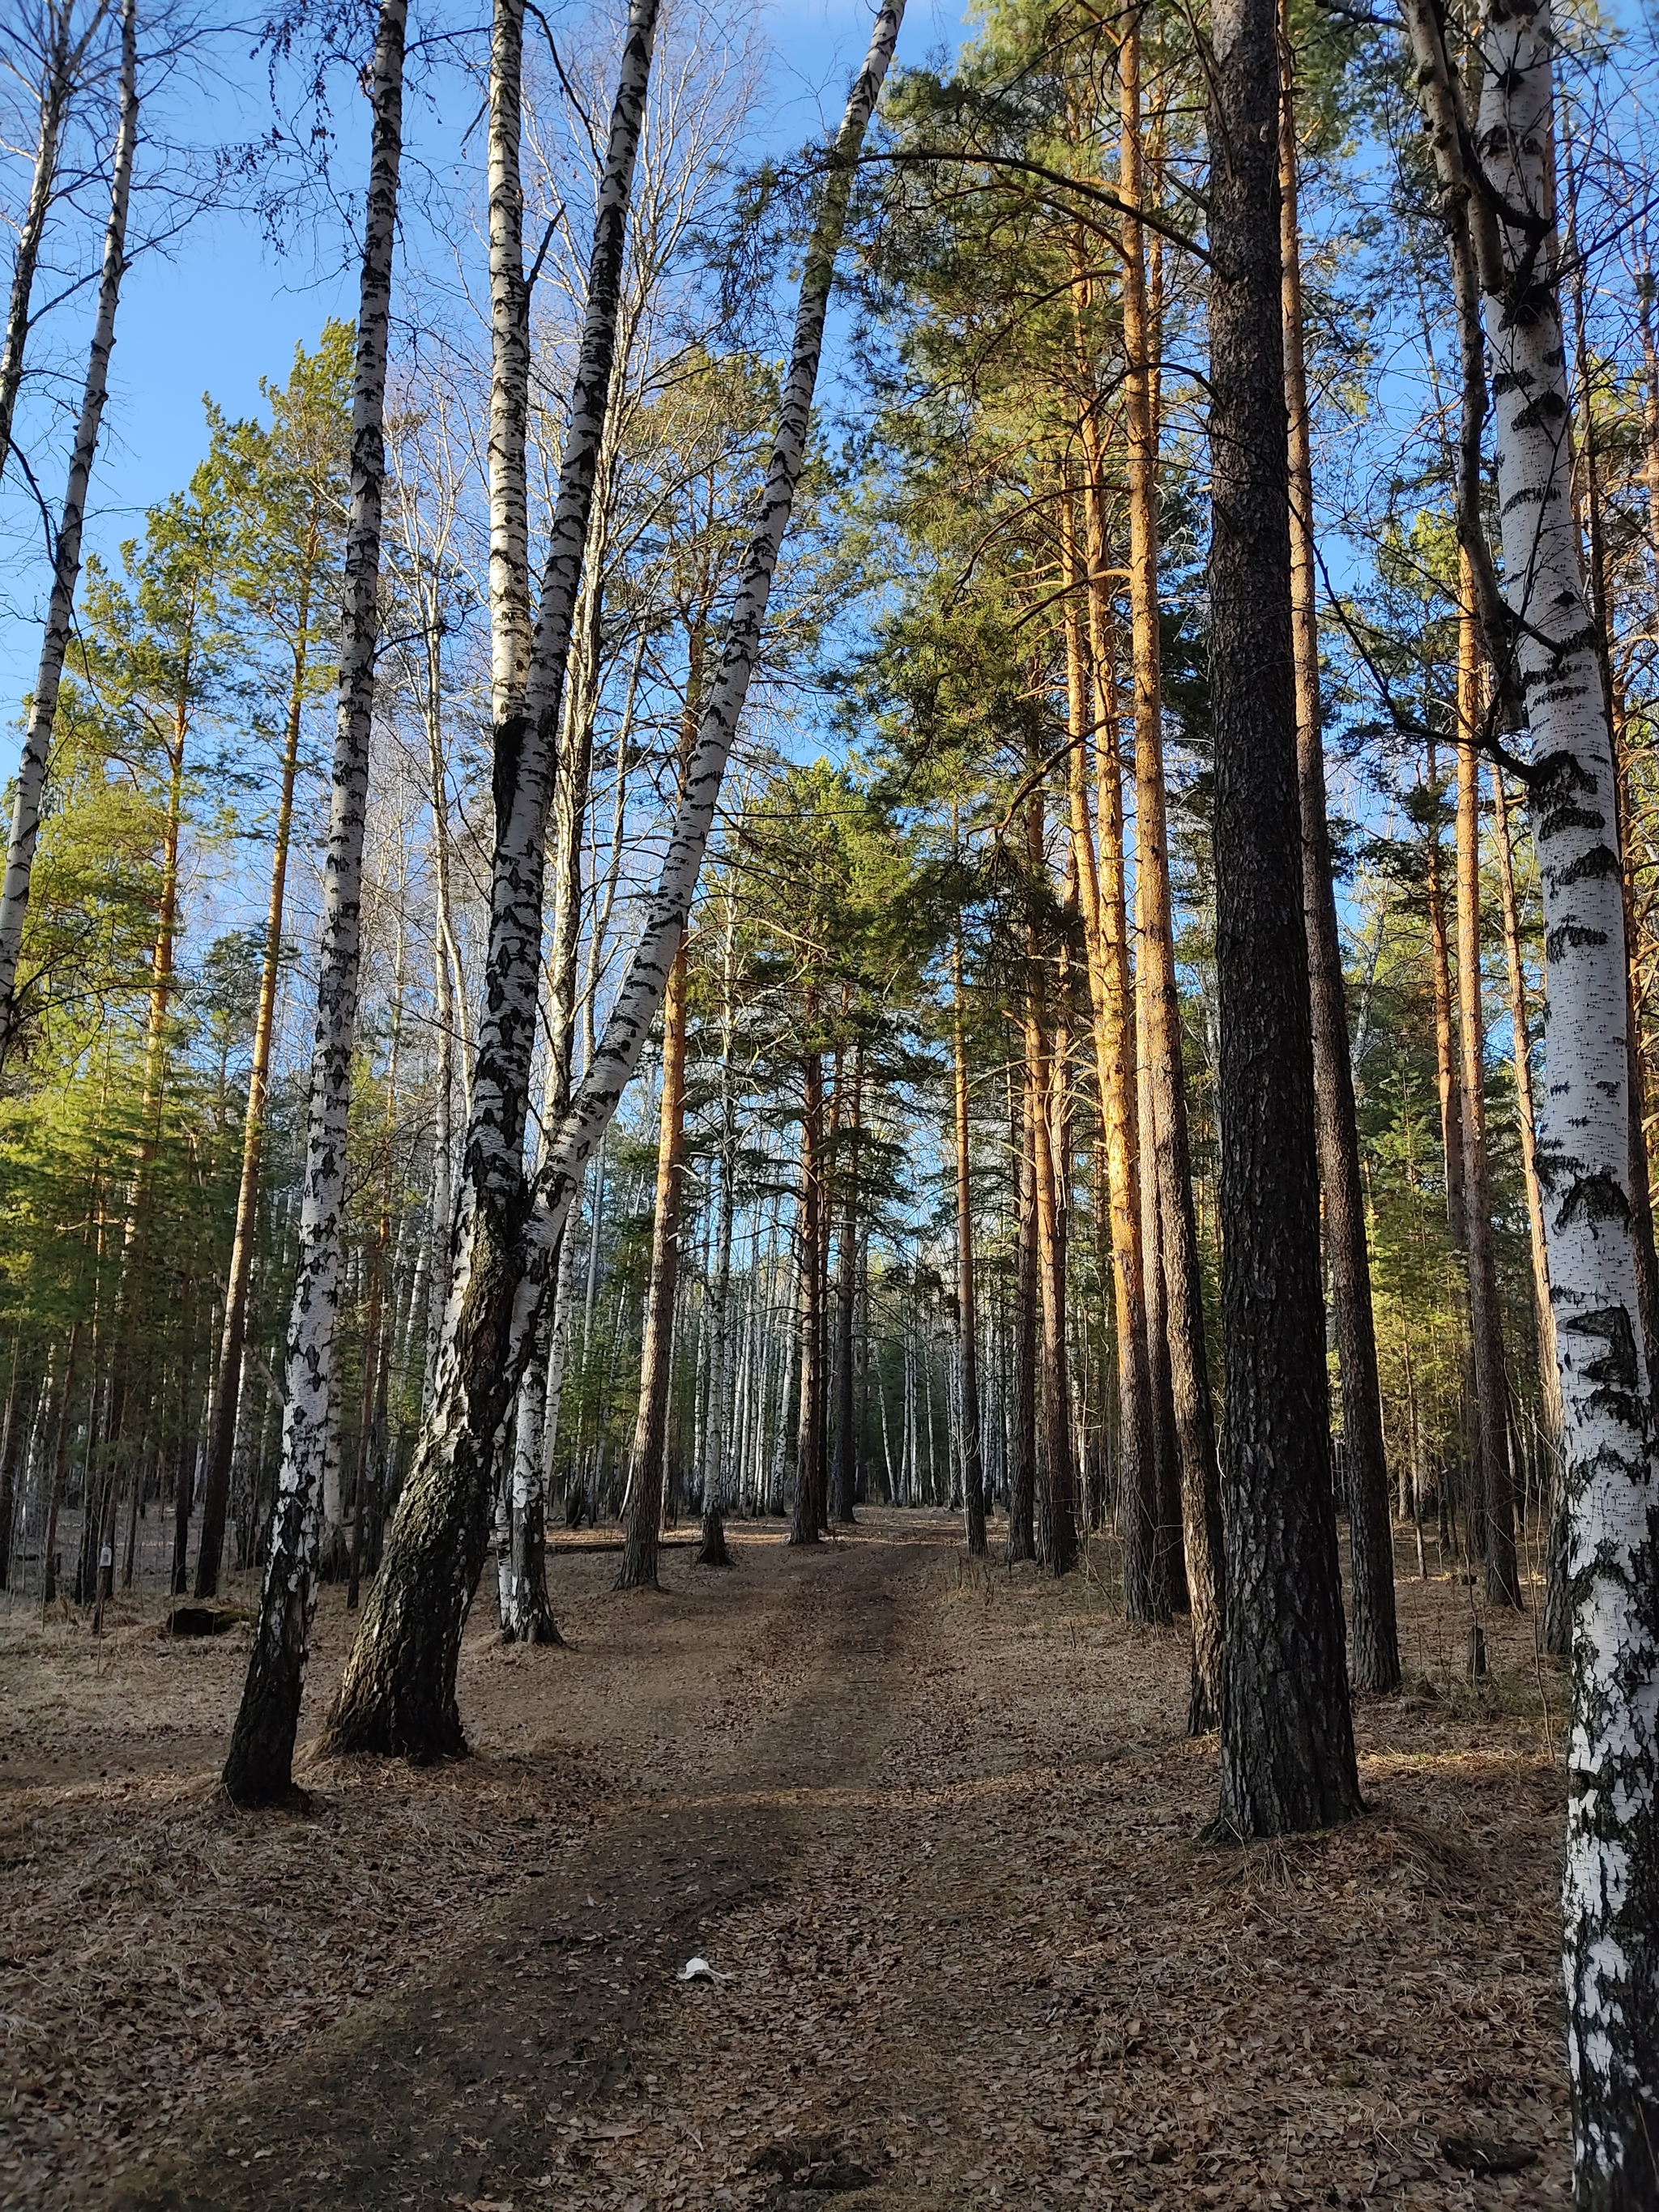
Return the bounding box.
[221,0,408,1806]
[1477,2,1659,2192]
[322,0,659,1761]
[1206,0,1361,1838]
[324,1,903,1758]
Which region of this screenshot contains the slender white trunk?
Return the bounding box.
[487,0,531,728]
[221,0,408,1805]
[0,0,135,1068]
[0,1,111,481]
[324,0,661,1756]
[1411,1,1659,2192]
[525,2,906,1277]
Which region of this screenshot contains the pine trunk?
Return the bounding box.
[1280,32,1400,1690]
[1206,0,1361,1836]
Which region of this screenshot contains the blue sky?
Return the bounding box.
[0,0,972,705]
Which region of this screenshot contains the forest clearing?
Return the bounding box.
[3,1519,1567,2210]
[0,0,1657,2200]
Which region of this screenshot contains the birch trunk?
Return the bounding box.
[322,0,661,1761]
[1280,29,1400,1690]
[220,0,408,1805]
[0,0,135,1071]
[1207,0,1360,1836]
[1474,2,1659,2187]
[0,0,110,483]
[617,933,690,1586]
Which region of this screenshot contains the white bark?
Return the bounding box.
[1453,1,1659,2192]
[0,0,134,1070]
[322,0,662,1756]
[487,0,532,728]
[524,0,906,1278]
[0,0,112,483]
[221,0,408,1803]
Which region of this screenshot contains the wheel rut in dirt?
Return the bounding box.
[117,1531,939,2212]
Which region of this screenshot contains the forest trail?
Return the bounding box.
[5,1515,1570,2210]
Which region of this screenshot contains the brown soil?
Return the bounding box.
[0,1513,1568,2210]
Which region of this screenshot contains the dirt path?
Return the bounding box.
[4,1513,1572,2210]
[116,1530,933,2212]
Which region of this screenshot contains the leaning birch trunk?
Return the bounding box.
[0,0,135,1073]
[322,0,663,1760]
[219,0,408,1806]
[522,6,905,1414]
[322,0,902,1760]
[1473,2,1659,2193]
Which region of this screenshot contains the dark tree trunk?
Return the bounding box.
[1007,1054,1038,1563]
[790,1044,826,1545]
[830,1045,863,1525]
[953,939,987,1554]
[617,936,689,1591]
[0,1349,22,1590]
[1206,0,1362,1837]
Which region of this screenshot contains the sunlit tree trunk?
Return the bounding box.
[1206,0,1360,1836]
[198,507,321,1597]
[698,884,739,1566]
[1279,24,1400,1690]
[1009,1046,1038,1562]
[1476,4,1659,2185]
[220,0,409,1804]
[320,0,661,1760]
[0,0,136,1070]
[789,1035,826,1546]
[618,935,691,1588]
[1060,491,1155,1610]
[1114,29,1224,1715]
[322,1,902,1758]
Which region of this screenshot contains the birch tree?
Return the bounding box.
[319,0,906,1762]
[0,0,134,1073]
[322,0,664,1759]
[220,0,409,1805]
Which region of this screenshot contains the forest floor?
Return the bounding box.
[0,1511,1567,2211]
